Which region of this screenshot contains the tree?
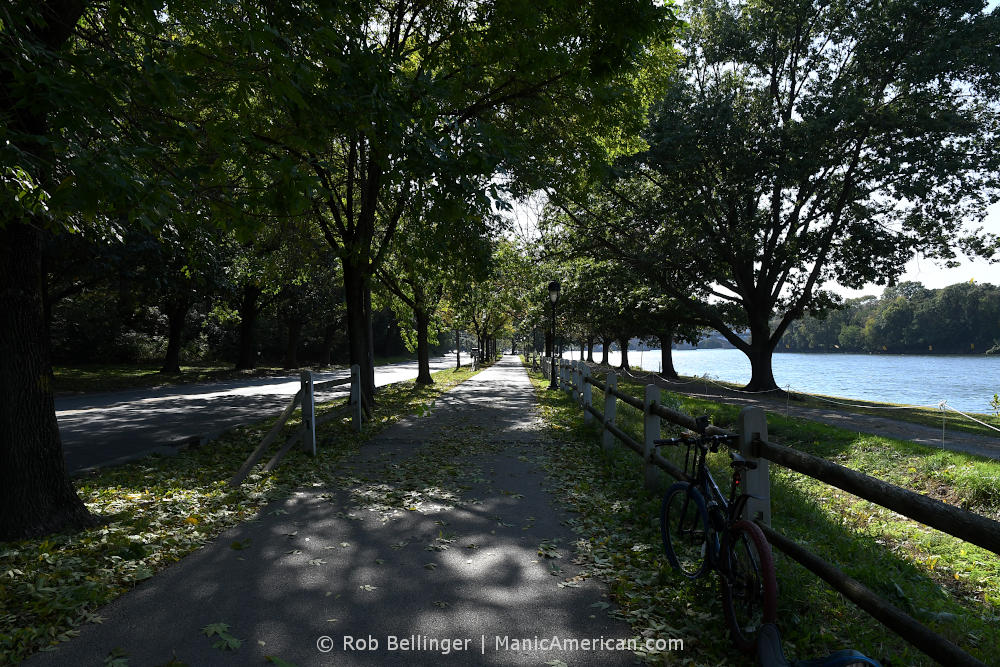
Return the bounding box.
[376,184,494,384]
[627,0,1000,390]
[540,174,711,375]
[1,0,674,539]
[1,0,130,538]
[1,0,265,538]
[171,0,674,405]
[455,240,533,362]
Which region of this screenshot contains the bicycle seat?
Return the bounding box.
[757,623,882,667]
[730,452,758,470]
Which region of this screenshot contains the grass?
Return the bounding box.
[524,361,1000,665]
[664,369,1000,437]
[373,353,418,366]
[621,365,1000,439]
[52,363,337,395]
[0,364,481,664]
[52,354,438,395]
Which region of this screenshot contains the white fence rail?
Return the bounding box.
[230,365,363,486]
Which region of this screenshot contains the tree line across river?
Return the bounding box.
[776,281,1000,355]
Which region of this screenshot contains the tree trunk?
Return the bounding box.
[455,329,461,368]
[0,2,95,540]
[235,284,261,370]
[414,300,433,385]
[283,318,303,369]
[601,337,609,365]
[618,337,630,369]
[659,331,678,379]
[160,297,190,373]
[343,261,376,404]
[0,222,96,540]
[744,325,779,391]
[586,336,594,363]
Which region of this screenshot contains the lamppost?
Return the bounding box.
[548,280,560,389]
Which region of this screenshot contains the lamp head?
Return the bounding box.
[547,280,560,304]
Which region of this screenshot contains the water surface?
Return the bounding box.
[561,348,999,414]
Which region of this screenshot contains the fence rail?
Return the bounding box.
[539,356,992,667]
[230,365,363,487]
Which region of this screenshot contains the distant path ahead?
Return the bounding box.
[58,355,473,474]
[591,363,1000,461]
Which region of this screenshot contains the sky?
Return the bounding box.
[829,204,1000,298]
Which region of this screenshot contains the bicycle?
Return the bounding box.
[656,416,778,653]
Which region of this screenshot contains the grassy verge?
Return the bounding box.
[525,365,999,665]
[373,353,418,366]
[619,365,1000,439]
[52,364,340,395]
[52,354,440,395]
[0,365,480,664]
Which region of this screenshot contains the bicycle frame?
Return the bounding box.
[658,424,779,652]
[687,438,753,562]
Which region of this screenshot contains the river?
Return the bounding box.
[559,348,999,414]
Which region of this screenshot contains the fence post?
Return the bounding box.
[581,364,593,423]
[738,406,771,527]
[644,384,664,490]
[602,372,617,452]
[300,371,316,456]
[573,361,583,405]
[350,364,362,432]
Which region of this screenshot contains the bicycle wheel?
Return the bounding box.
[720,519,778,653]
[660,482,711,579]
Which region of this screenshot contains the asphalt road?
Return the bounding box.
[57,355,474,474]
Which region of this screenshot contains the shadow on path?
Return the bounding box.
[29,357,639,666]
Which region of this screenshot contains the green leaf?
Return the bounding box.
[213,635,242,651]
[103,647,129,666]
[265,657,300,667]
[201,622,230,638]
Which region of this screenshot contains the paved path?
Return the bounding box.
[31,356,637,666]
[603,364,1000,460]
[59,355,474,474]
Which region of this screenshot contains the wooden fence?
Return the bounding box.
[230,365,363,487]
[541,356,997,667]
